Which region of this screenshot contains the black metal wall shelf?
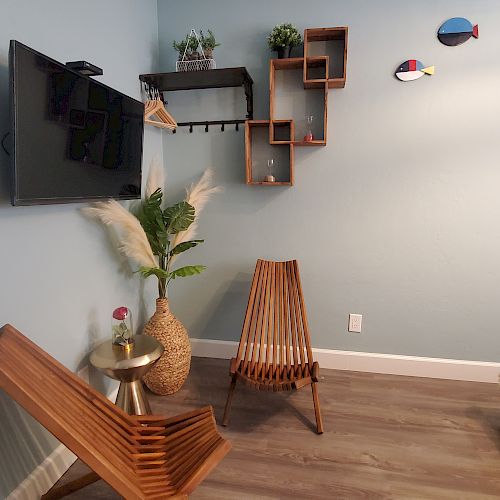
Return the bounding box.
[139,67,254,132]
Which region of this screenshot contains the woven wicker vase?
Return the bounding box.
[143,298,191,395]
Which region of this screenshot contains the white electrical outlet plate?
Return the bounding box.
[348,313,362,333]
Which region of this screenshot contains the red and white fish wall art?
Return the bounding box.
[395,60,435,82]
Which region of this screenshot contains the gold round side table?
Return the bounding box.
[90,335,164,415]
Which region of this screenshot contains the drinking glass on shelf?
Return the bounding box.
[264,158,276,182]
[304,115,314,142]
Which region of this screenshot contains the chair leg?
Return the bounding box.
[311,382,324,434]
[222,374,237,426]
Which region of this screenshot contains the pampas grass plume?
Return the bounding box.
[145,156,165,199]
[83,200,157,269]
[169,168,222,266]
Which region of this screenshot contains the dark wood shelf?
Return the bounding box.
[139,67,253,92]
[139,67,254,127]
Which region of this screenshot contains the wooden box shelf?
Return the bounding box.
[304,27,348,88]
[243,26,347,187]
[245,121,294,186]
[270,58,327,146]
[270,119,294,144]
[304,56,329,89]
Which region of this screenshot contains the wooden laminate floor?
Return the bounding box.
[51,357,500,499]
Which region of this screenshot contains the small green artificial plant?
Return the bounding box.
[200,29,220,52]
[267,23,302,50]
[173,29,220,60]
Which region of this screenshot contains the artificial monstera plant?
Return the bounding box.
[84,160,221,298]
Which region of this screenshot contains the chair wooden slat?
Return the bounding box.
[245,260,264,377]
[222,259,324,433]
[5,346,139,456]
[2,355,136,472]
[0,324,231,498]
[238,258,262,366]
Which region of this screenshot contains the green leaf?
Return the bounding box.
[168,265,206,279]
[137,266,170,280]
[136,189,168,256]
[163,201,195,234]
[169,240,204,256]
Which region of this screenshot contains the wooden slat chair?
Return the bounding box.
[222,259,324,434]
[0,324,231,499]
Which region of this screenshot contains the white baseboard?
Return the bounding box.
[7,444,77,500]
[190,338,500,384]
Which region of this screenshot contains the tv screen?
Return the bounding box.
[10,41,144,205]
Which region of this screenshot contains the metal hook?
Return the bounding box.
[189,123,193,133]
[235,122,239,131]
[221,123,225,132]
[205,123,209,132]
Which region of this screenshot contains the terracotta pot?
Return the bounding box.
[142,298,191,395]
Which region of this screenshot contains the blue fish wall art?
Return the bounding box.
[438,17,479,46]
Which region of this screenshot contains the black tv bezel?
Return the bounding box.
[10,40,144,206]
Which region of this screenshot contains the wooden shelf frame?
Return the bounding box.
[304,27,348,88]
[245,120,294,186]
[270,119,294,144]
[304,56,329,89]
[269,57,328,147]
[244,26,347,187]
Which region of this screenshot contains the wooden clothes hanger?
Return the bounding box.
[144,86,177,130]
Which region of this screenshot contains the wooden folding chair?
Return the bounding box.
[0,324,231,499]
[222,259,324,434]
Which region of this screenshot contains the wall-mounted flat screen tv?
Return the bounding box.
[10,41,144,205]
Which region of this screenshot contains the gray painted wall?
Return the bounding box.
[0,1,162,496]
[157,0,500,362]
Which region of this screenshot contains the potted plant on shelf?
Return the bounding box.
[84,161,221,395]
[200,29,220,60]
[173,33,199,61]
[172,38,188,61]
[268,23,302,59]
[173,29,220,71]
